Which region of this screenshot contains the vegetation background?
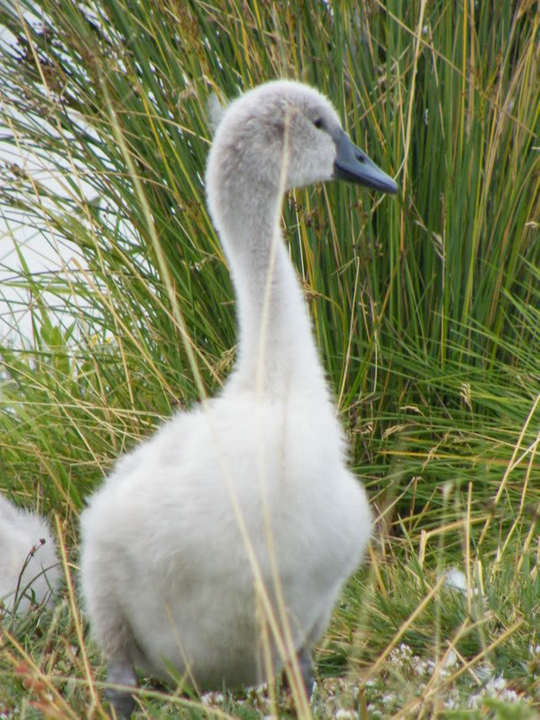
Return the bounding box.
[0,0,538,717]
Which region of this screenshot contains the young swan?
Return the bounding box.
[0,494,60,616]
[80,80,397,717]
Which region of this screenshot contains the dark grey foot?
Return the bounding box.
[105,687,136,719]
[105,656,137,718]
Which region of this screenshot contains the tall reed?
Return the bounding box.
[0,0,538,544]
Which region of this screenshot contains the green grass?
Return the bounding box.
[0,0,539,717]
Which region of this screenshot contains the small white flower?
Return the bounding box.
[200,691,224,706]
[475,663,494,680]
[444,567,468,592]
[487,675,507,692]
[443,649,458,668]
[440,649,459,677]
[400,643,413,657]
[468,692,484,709]
[501,689,519,702]
[366,705,381,718]
[390,643,413,665]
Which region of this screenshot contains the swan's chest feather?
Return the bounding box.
[108,391,368,585]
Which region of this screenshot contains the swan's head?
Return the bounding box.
[206,80,397,201]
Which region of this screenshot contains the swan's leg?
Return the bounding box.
[81,543,138,716]
[282,609,331,699]
[281,643,314,698]
[105,648,137,719]
[297,644,315,696]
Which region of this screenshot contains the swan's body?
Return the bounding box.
[80,80,396,715]
[0,494,60,615]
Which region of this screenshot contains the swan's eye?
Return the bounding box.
[313,118,324,130]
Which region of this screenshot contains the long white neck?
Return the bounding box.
[213,188,327,397]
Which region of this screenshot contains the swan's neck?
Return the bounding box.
[216,191,326,396]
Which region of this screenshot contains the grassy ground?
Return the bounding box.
[0,0,539,717]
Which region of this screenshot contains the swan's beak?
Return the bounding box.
[333,130,398,194]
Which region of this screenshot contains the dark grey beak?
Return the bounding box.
[333,129,398,194]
